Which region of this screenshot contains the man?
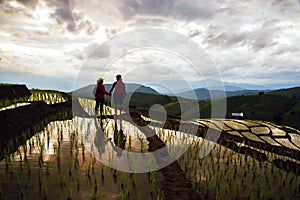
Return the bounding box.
[109,74,126,115]
[93,77,110,117]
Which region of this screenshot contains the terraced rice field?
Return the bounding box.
[0,93,300,199]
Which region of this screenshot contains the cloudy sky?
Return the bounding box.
[0,0,300,92]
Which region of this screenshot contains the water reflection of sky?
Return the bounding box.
[75,115,204,173]
[11,120,73,162]
[9,113,216,173]
[0,102,31,111]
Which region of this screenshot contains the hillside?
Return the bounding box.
[268,86,300,98]
[73,83,159,99]
[198,94,300,129]
[127,91,300,129]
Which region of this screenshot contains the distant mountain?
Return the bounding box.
[178,85,300,100]
[72,83,159,99]
[141,79,300,95]
[177,88,262,100]
[189,79,270,91]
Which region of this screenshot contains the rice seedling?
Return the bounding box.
[59,173,66,189]
[100,163,104,182]
[68,161,72,178]
[138,134,145,152]
[76,172,80,191]
[0,181,5,200]
[67,187,73,200]
[93,173,98,193]
[137,191,143,200]
[86,162,91,180]
[80,139,85,162]
[17,173,24,199]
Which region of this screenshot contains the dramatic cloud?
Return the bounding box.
[46,0,98,35]
[0,0,300,91]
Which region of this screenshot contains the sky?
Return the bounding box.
[0,0,300,92]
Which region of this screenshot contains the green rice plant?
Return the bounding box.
[67,187,73,200]
[26,159,31,176]
[137,191,143,200]
[93,173,98,194]
[17,174,24,199]
[19,160,23,173]
[42,180,48,200]
[120,174,126,190]
[46,162,50,176]
[59,173,66,189]
[4,152,10,174]
[148,171,156,194]
[37,160,42,179]
[92,190,97,200]
[100,163,104,182]
[38,142,44,166]
[56,146,61,171]
[130,173,136,188]
[68,161,72,178]
[127,135,132,152]
[81,139,85,162]
[138,134,145,152]
[86,162,91,180]
[76,172,80,191]
[74,148,79,169]
[91,156,95,174]
[112,168,117,182]
[22,144,27,161]
[0,181,5,200]
[156,189,164,200]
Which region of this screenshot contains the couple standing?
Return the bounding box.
[93,74,126,117]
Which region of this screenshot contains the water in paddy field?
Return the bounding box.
[1,97,300,199]
[0,102,31,111]
[0,118,165,200]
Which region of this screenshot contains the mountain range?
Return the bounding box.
[73,81,300,101]
[146,79,300,94]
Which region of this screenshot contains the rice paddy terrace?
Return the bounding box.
[0,85,299,199]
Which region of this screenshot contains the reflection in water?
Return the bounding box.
[0,102,31,111]
[113,114,126,157]
[93,117,111,158]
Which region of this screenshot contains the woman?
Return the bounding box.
[93,77,110,117]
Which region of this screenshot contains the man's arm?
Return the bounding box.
[109,81,117,94]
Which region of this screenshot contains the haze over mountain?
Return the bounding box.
[146,79,300,95]
[178,86,300,100]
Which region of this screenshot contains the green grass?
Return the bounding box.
[269,86,300,98]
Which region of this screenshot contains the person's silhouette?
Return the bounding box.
[109,75,126,116]
[93,77,110,117]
